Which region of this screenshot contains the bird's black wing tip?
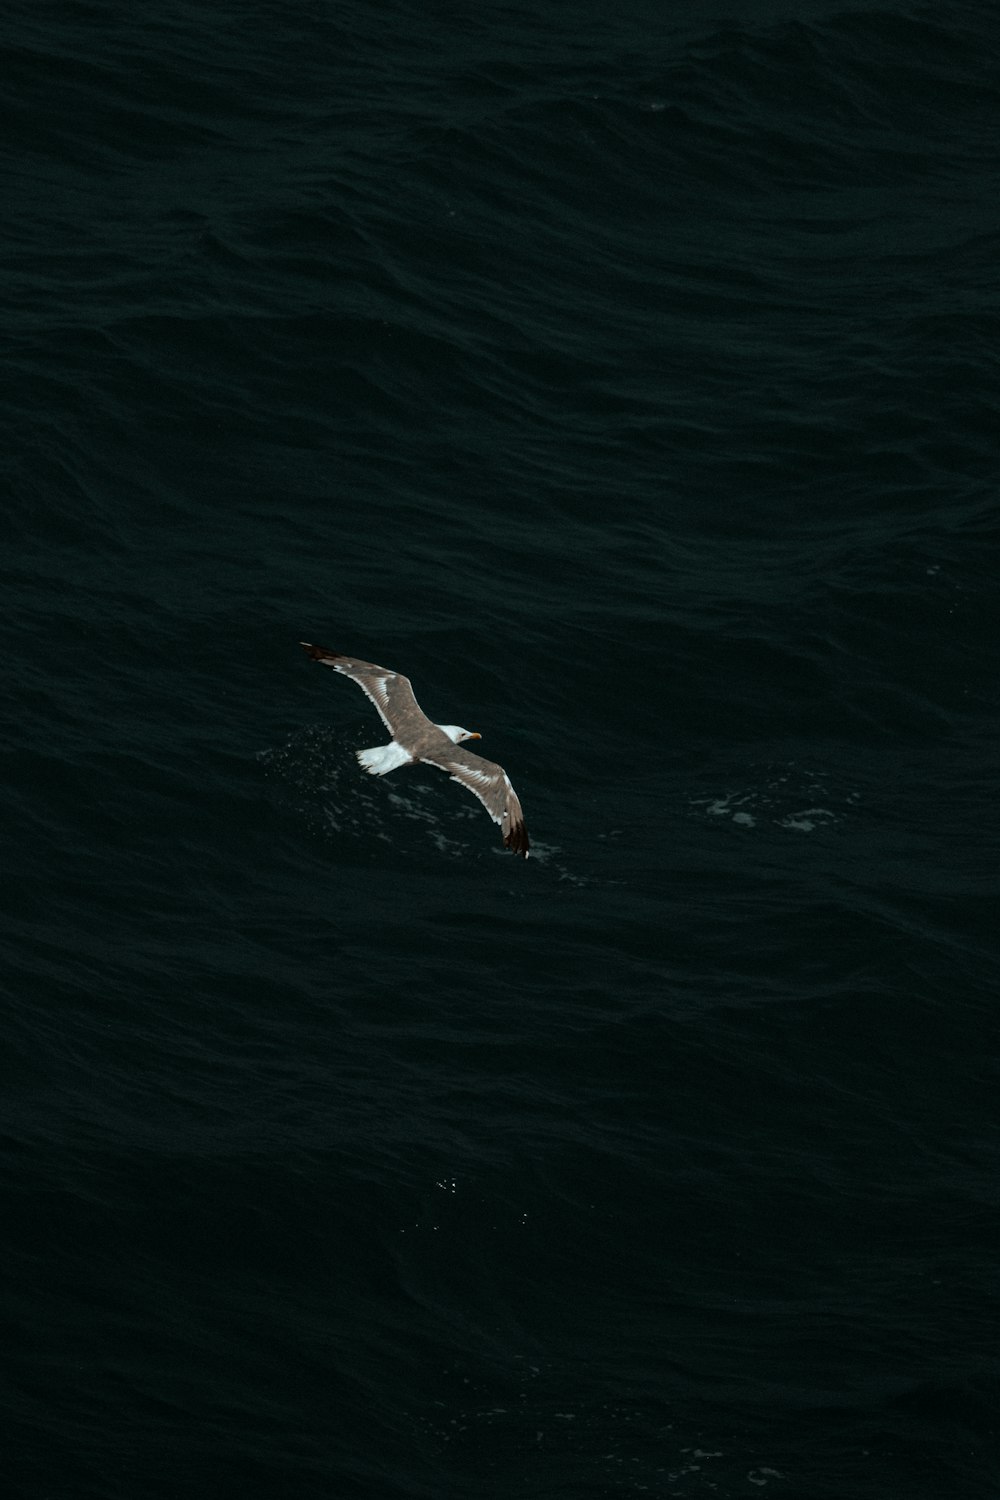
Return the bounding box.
[505,823,530,858]
[300,641,340,663]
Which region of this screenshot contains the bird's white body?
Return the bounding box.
[357,725,477,777]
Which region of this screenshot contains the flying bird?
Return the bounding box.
[299,643,529,857]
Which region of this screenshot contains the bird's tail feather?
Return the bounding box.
[356,742,411,776]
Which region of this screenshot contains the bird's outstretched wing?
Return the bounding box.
[299,643,426,736]
[424,746,530,858]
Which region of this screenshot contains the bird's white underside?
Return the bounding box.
[356,740,413,775]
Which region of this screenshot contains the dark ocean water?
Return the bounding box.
[4,1,999,1495]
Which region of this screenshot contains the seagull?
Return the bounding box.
[299,643,529,857]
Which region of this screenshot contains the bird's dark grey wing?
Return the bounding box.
[300,643,426,736]
[423,746,529,858]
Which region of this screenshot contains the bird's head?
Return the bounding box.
[438,725,482,745]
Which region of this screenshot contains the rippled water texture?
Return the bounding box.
[4,2,999,1496]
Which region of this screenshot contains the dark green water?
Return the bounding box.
[4,2,999,1495]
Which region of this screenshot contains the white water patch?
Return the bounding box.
[695,793,758,827]
[689,764,860,834]
[777,807,835,832]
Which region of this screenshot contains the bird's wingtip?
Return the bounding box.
[505,824,530,858]
[300,641,339,662]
